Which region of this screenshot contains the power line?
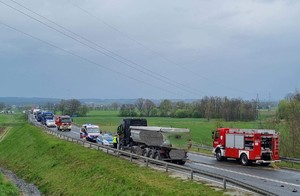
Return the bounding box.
[68,0,253,96]
[0,21,186,98]
[6,0,203,97]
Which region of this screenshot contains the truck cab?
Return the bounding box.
[117,118,147,146]
[41,111,54,125]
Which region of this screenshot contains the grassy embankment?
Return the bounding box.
[0,114,20,195]
[0,114,223,195]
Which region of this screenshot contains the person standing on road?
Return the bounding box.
[113,134,118,149]
[188,139,192,150]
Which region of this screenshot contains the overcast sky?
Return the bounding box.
[1,0,299,101]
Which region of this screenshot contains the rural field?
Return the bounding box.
[73,109,276,146]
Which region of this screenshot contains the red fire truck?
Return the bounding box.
[212,128,280,166]
[55,115,72,131]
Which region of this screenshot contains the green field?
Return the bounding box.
[73,110,268,146]
[0,114,224,195]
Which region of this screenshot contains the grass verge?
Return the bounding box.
[0,114,223,195]
[0,172,19,196]
[276,162,300,170]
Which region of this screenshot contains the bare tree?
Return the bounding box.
[57,100,66,115]
[65,99,81,116]
[135,98,145,116]
[204,99,212,121]
[143,99,155,117]
[111,102,120,110]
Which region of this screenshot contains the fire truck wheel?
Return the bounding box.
[216,150,223,161]
[240,154,249,166]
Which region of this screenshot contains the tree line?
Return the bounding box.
[119,97,258,121]
[47,99,89,117]
[276,92,300,158]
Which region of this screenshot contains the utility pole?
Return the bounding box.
[256,94,262,128]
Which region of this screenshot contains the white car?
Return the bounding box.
[46,119,56,128]
[80,124,101,142]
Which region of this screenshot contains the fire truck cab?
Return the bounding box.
[55,115,72,132]
[212,128,280,166]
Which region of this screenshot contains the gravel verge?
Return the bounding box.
[0,167,41,196]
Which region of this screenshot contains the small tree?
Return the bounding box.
[119,104,138,117]
[159,99,172,117]
[78,105,89,117]
[65,99,81,116]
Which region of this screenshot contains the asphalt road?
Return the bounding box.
[187,154,300,195]
[30,115,300,195]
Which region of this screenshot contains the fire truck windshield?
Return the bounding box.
[61,118,71,123]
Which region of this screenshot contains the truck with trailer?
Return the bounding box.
[212,128,280,166]
[55,115,72,131]
[41,111,54,125]
[117,118,190,165]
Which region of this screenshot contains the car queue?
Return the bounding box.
[31,109,116,148]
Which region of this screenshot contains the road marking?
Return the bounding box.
[192,162,300,188]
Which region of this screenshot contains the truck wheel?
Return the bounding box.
[142,148,150,157]
[240,154,249,166]
[153,152,160,160]
[148,149,153,158]
[216,150,224,161]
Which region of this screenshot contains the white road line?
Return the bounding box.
[193,162,300,188]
